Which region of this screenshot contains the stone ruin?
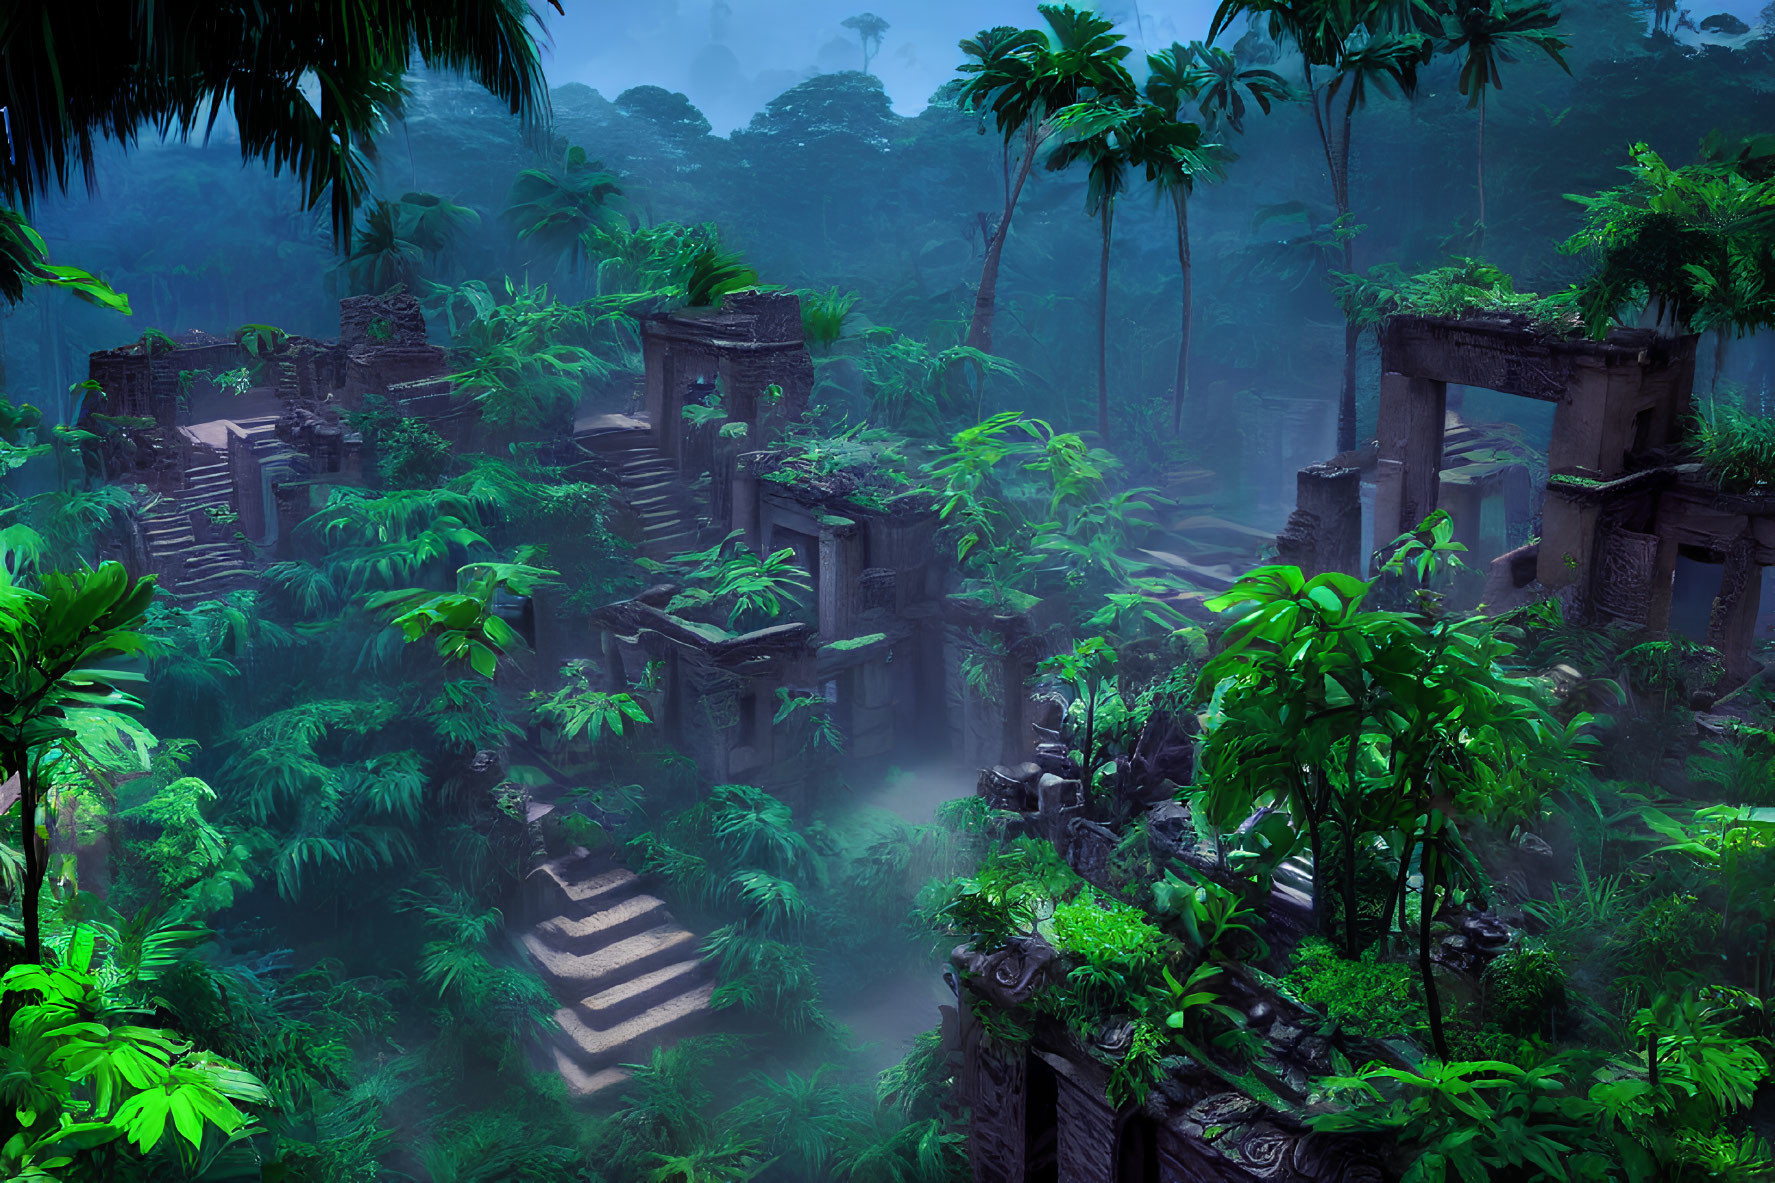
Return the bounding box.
[1273,313,1775,685]
[82,293,454,599]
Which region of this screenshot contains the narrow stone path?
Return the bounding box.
[523,846,714,1099]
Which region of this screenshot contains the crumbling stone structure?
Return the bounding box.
[1274,313,1775,683]
[639,291,815,462]
[83,294,455,596]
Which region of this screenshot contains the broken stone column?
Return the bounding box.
[1282,463,1362,576]
[1376,373,1447,538]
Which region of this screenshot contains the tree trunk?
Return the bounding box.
[1475,92,1487,255]
[1713,330,1730,394]
[1334,91,1360,455]
[1418,815,1448,1059]
[965,125,1039,356]
[1341,728,1362,958]
[1304,771,1327,935]
[1171,188,1193,435]
[1097,199,1114,440]
[15,747,41,964]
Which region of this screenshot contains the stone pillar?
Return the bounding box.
[1371,458,1404,565]
[959,1000,1028,1183]
[1296,463,1362,576]
[817,518,863,642]
[851,655,897,760]
[1376,373,1447,538]
[1708,537,1762,683]
[1535,491,1600,597]
[731,459,760,555]
[640,326,668,428]
[1500,463,1534,547]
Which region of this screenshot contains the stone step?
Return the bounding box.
[548,1049,631,1100]
[533,894,670,954]
[521,925,701,994]
[528,851,640,911]
[566,958,709,1029]
[550,982,714,1071]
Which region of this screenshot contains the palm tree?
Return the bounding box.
[842,13,891,73]
[395,191,482,264]
[1437,0,1569,251]
[502,145,628,283]
[1032,5,1140,440]
[1146,43,1288,433]
[955,25,1057,356]
[1048,105,1135,441]
[344,200,425,295]
[0,0,550,246]
[1208,0,1432,453]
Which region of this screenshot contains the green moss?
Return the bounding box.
[828,632,887,652]
[1284,936,1423,1040]
[1048,890,1170,972]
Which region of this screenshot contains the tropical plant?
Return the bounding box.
[658,532,813,633]
[1,931,268,1177]
[850,328,1018,431]
[0,208,132,314]
[0,560,154,961]
[954,23,1058,356]
[1562,144,1775,350]
[369,558,558,678]
[530,664,651,747]
[1036,636,1120,796]
[343,199,425,295]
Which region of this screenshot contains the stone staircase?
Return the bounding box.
[140,415,297,599]
[572,417,706,561]
[524,846,714,1100]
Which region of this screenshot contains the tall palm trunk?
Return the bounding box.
[1170,187,1193,434]
[966,124,1040,355]
[1474,92,1487,255]
[1323,79,1360,454]
[1097,199,1115,440]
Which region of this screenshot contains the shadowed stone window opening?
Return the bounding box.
[1631,406,1655,459]
[1024,1054,1058,1183]
[736,691,758,750]
[1114,1113,1159,1183]
[769,524,820,608]
[1670,548,1726,642]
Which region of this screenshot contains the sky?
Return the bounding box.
[533,1,1222,133]
[532,0,1772,134]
